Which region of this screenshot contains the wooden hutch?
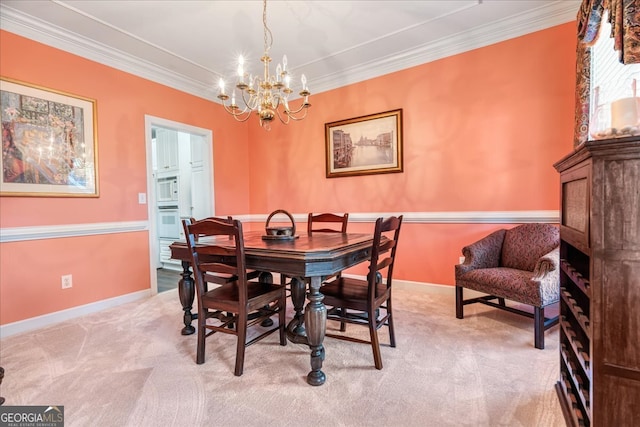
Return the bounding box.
[553,135,640,426]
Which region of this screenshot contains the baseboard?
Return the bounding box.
[0,289,151,338]
[0,278,481,339]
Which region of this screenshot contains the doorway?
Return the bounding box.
[145,115,214,294]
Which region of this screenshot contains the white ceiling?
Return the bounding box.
[0,0,580,102]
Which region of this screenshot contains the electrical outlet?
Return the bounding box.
[61,274,73,289]
[138,193,147,204]
[459,256,465,264]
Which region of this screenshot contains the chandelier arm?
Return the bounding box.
[231,113,253,123]
[221,102,252,122]
[274,108,292,125]
[239,89,258,111]
[283,108,310,122]
[283,101,310,115]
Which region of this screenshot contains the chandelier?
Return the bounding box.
[217,0,311,130]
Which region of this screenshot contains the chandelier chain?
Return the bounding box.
[263,0,272,54]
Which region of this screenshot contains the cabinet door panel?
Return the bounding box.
[601,260,640,371]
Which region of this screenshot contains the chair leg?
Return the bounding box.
[455,286,464,319]
[534,306,544,350]
[339,307,347,332]
[387,301,396,348]
[235,315,248,376]
[196,309,206,364]
[278,299,287,346]
[369,316,383,370]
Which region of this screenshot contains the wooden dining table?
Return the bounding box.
[169,230,374,386]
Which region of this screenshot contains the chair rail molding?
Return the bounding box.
[244,210,560,225]
[0,211,559,243]
[0,220,148,243]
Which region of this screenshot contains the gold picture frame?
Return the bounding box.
[1,77,98,197]
[325,109,403,178]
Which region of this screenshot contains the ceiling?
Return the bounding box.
[0,0,579,102]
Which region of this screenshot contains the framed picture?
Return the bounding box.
[325,109,403,178]
[1,77,98,197]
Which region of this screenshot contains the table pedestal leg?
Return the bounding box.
[177,260,196,335]
[305,276,326,386]
[258,272,274,327]
[286,277,308,343]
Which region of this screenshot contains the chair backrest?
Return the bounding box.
[189,216,233,242]
[367,215,403,299]
[307,212,349,234]
[183,217,248,302]
[500,223,559,271]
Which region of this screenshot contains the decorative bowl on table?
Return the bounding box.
[263,209,298,241]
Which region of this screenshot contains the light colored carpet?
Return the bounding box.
[0,285,563,427]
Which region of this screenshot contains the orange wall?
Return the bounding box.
[0,30,250,324]
[247,23,575,212]
[246,23,576,283]
[0,22,576,325]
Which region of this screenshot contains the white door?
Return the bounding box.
[190,134,210,220]
[145,115,214,292]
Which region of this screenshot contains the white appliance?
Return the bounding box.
[157,176,179,206]
[157,208,181,239]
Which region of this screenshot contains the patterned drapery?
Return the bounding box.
[574,46,592,147]
[608,0,640,64]
[573,0,640,147]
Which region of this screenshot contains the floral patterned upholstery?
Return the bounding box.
[455,223,560,308]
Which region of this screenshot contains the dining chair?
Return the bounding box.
[284,212,350,310]
[189,216,262,284]
[307,212,349,234]
[308,212,349,281]
[182,217,287,376]
[321,215,403,369]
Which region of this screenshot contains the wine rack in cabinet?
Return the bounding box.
[553,136,640,427]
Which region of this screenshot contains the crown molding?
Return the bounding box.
[0,3,219,101]
[312,2,578,94]
[1,2,577,102]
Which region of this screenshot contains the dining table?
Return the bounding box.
[169,230,375,386]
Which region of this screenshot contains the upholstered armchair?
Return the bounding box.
[455,223,560,349]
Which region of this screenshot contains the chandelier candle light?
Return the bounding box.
[217,0,311,130]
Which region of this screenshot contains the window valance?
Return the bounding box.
[577,0,639,64]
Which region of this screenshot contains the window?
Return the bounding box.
[589,13,640,139]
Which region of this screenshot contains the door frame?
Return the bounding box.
[144,115,214,294]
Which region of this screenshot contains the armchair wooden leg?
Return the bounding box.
[534,306,544,350]
[455,286,464,319]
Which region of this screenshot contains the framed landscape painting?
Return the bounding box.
[0,77,98,197]
[325,109,403,178]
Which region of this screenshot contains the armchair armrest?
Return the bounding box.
[532,246,559,280]
[455,229,506,279]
